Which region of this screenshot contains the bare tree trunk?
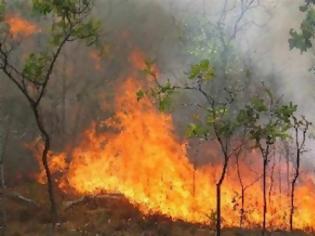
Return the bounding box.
[289,116,310,231]
[261,142,271,236]
[284,143,290,197]
[268,159,276,207]
[289,153,299,232]
[216,157,229,236]
[262,159,267,235]
[0,115,10,236]
[0,116,10,188]
[236,152,246,227]
[258,142,271,236]
[61,52,67,144]
[240,188,245,227]
[262,156,267,236]
[278,151,282,205]
[192,165,196,198]
[32,108,57,229]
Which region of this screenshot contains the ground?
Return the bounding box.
[1,183,312,236]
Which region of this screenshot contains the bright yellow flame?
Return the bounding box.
[31,49,315,231]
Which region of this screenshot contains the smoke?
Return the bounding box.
[2,0,315,179]
[94,0,315,163]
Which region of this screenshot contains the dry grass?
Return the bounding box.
[1,183,313,236]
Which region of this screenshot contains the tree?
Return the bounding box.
[289,0,315,52]
[289,116,311,231]
[140,58,244,235]
[234,140,262,227]
[0,113,10,235]
[0,0,100,227]
[237,88,296,235]
[148,59,243,236]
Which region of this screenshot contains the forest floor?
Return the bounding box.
[1,183,313,236]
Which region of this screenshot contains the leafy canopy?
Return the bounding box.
[237,91,297,146]
[289,0,315,52]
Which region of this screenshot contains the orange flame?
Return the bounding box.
[5,15,39,38]
[32,49,315,231]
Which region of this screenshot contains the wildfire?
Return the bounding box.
[32,49,315,231]
[5,15,39,38]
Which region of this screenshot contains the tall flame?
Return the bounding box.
[32,49,315,231]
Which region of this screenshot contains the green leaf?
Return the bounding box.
[136,90,145,101]
[251,97,267,112]
[158,95,172,112]
[0,1,5,21]
[185,123,206,138]
[189,59,215,80]
[32,0,53,15]
[289,7,315,52]
[22,52,49,83]
[73,19,101,46]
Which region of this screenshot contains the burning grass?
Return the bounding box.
[25,49,315,233]
[2,182,313,236]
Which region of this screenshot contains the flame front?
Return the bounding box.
[32,50,315,231]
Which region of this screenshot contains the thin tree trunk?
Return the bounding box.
[259,142,271,236]
[289,116,310,231]
[278,152,282,205]
[0,116,10,236]
[235,149,245,227]
[61,51,67,144]
[240,188,245,227]
[268,159,276,207]
[262,157,268,236]
[284,143,290,197]
[216,157,229,236]
[32,108,57,229]
[290,147,300,231]
[192,166,196,198]
[0,117,10,188]
[216,184,221,236]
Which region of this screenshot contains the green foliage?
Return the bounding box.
[206,107,228,125]
[238,90,297,146]
[72,19,101,46]
[136,82,175,112]
[185,96,239,140]
[32,0,93,16]
[185,123,208,138]
[136,90,145,102]
[0,0,100,104]
[155,81,176,112]
[32,0,101,47]
[32,0,53,14]
[275,102,297,123]
[189,59,215,80]
[0,1,7,38]
[138,60,176,112]
[22,53,50,83]
[0,1,5,21]
[250,97,267,112]
[289,1,315,52]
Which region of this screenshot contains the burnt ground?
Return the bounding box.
[0,183,313,236]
